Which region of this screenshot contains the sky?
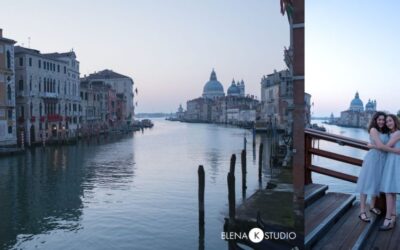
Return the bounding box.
[0,0,289,113]
[306,0,400,117]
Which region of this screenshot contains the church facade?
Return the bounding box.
[184,69,259,125]
[337,92,377,128]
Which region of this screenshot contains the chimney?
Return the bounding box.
[0,29,3,38]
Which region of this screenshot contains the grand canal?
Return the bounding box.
[0,119,290,250]
[312,120,400,212]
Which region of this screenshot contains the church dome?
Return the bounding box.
[202,69,225,99]
[349,92,364,112]
[227,79,240,96]
[365,99,376,111]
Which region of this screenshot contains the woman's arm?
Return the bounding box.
[374,131,400,153]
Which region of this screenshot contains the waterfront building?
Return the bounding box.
[337,92,377,128]
[0,29,17,146]
[258,69,293,130]
[81,70,135,124]
[186,69,258,125]
[14,46,81,145]
[186,97,212,122]
[176,104,185,119]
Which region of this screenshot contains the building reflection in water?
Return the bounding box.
[0,139,135,249]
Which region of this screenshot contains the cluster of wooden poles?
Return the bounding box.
[197,142,264,247]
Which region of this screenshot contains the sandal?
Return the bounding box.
[379,218,394,231]
[370,207,381,216]
[359,212,371,222]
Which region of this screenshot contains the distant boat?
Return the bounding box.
[141,119,154,128]
[312,123,327,132]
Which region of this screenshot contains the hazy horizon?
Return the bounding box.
[1,0,289,113]
[306,0,400,117]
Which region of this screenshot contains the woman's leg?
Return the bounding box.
[360,194,367,213]
[370,196,376,208]
[392,194,397,220]
[383,193,394,226]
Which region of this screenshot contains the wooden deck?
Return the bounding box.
[305,183,400,250]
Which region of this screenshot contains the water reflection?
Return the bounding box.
[0,119,288,250]
[0,146,85,249]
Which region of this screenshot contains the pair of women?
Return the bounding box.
[356,112,400,230]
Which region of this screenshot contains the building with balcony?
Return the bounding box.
[0,29,17,146]
[14,46,81,145]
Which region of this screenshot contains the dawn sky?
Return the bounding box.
[306,0,400,117]
[0,0,289,113]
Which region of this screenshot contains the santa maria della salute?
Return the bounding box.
[178,69,259,126]
[330,92,378,128]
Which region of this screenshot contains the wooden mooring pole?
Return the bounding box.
[258,143,263,181]
[241,150,247,194]
[197,165,205,235]
[228,154,236,220]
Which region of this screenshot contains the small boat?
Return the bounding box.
[312,123,326,132]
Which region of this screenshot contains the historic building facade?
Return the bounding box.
[13,46,81,145]
[186,69,258,125]
[337,92,377,128]
[81,70,135,125]
[258,69,293,130]
[0,29,17,146]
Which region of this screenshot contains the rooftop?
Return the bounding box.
[82,69,133,81]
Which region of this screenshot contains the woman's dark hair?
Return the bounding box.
[368,111,388,133]
[387,114,400,132]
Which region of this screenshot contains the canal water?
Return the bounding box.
[311,120,400,212]
[0,119,289,250]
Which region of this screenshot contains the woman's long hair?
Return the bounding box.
[387,114,400,132]
[368,111,388,133]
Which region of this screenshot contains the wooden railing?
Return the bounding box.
[305,128,369,185]
[305,127,386,211]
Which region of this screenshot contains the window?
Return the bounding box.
[8,109,12,119]
[39,78,42,92]
[85,93,88,100]
[57,65,60,72]
[29,57,32,66]
[20,106,24,118]
[38,59,41,68]
[7,85,12,100]
[8,126,12,134]
[19,80,24,91]
[64,66,66,74]
[29,76,32,91]
[19,57,23,66]
[6,50,11,69]
[30,103,33,116]
[39,103,42,116]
